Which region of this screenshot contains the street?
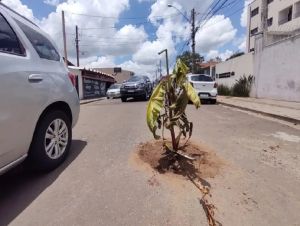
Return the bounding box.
[1,99,300,226]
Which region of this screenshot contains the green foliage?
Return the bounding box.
[176,51,204,73]
[231,75,254,97]
[217,84,231,96]
[226,51,245,61]
[146,59,200,151]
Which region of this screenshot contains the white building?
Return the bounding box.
[247,0,300,52]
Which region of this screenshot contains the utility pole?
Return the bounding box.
[159,59,162,78]
[62,10,68,66]
[75,25,80,67]
[191,8,196,74]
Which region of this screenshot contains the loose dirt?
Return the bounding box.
[135,140,224,181]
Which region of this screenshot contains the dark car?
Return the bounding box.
[120,76,152,102]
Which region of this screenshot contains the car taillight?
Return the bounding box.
[214,82,218,88]
[68,72,76,87]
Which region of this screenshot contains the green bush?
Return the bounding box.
[231,75,254,97]
[217,84,231,96]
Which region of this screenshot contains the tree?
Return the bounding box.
[176,51,204,73]
[146,59,200,158]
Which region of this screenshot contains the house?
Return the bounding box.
[91,67,134,83]
[68,66,116,100]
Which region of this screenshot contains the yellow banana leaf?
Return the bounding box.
[185,82,201,109]
[146,81,166,139]
[172,59,189,86]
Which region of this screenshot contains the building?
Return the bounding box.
[197,61,218,79]
[92,67,134,84]
[215,53,254,87]
[247,0,300,52]
[68,66,116,100]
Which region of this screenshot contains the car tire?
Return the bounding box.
[121,97,127,102]
[28,110,72,171]
[107,97,109,99]
[211,99,217,104]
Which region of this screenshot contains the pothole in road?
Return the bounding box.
[134,140,224,181]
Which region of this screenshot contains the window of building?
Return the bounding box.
[250,27,258,35]
[0,13,24,55]
[278,6,293,25]
[251,7,259,17]
[294,1,300,19]
[267,17,273,27]
[267,0,273,4]
[15,20,60,61]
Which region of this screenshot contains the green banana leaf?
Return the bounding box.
[146,81,166,139]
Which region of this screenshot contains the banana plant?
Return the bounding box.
[146,59,200,154]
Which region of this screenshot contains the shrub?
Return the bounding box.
[231,75,254,97]
[217,84,231,96]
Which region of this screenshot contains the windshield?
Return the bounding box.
[109,84,121,89]
[191,75,213,82]
[127,76,143,82]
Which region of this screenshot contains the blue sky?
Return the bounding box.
[3,0,249,76]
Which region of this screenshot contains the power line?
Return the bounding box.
[65,11,180,20]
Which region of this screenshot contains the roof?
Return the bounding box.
[198,61,218,68]
[68,66,116,83]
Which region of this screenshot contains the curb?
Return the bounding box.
[80,98,104,105]
[218,101,300,125]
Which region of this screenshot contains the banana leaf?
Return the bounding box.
[146,81,166,139]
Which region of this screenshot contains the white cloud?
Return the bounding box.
[2,0,35,21]
[240,0,251,27]
[207,49,233,61]
[85,56,115,68]
[195,15,237,53]
[44,0,61,6]
[2,0,243,78]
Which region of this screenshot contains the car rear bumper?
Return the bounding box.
[196,89,218,100]
[121,90,146,98]
[107,93,121,98]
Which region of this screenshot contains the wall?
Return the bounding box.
[252,33,300,102]
[215,53,254,87]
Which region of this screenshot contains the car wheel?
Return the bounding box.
[211,99,217,104]
[28,110,71,171]
[121,97,127,102]
[107,97,109,99]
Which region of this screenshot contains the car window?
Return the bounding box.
[0,13,24,55]
[15,20,60,61]
[127,76,142,82]
[191,75,213,82]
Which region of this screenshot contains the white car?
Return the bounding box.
[106,83,121,99]
[0,3,80,174]
[187,74,218,104]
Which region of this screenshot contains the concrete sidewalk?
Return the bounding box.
[80,97,105,105]
[218,96,300,124]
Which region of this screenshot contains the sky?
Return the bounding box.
[2,0,250,79]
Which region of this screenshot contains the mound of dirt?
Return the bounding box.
[136,140,223,180]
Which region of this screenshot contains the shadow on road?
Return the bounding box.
[0,139,87,226]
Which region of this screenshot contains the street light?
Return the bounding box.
[168,4,197,74]
[158,49,169,76]
[167,4,190,22]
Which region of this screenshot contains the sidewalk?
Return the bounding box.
[218,96,300,124]
[80,97,104,105]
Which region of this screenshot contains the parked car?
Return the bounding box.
[0,3,80,174]
[106,83,121,99]
[120,76,152,102]
[187,74,218,104]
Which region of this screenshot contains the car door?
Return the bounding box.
[0,11,51,168]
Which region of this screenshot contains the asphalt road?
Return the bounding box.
[0,99,300,226]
